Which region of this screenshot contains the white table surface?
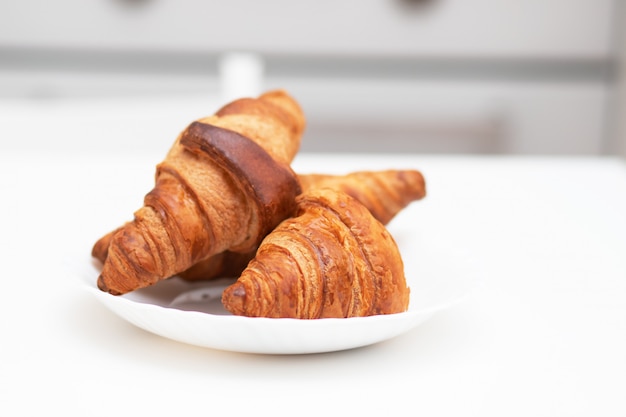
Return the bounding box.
[1,103,625,416]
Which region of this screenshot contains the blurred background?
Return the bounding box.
[1,0,625,156]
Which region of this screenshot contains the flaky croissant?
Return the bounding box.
[221,188,410,318]
[96,90,305,295]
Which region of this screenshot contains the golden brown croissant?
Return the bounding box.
[221,188,410,318]
[176,168,425,281]
[96,90,305,295]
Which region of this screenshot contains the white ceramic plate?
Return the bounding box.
[77,221,480,355]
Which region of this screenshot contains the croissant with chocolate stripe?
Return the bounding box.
[96,90,305,295]
[221,188,410,318]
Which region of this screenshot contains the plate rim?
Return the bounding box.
[77,260,479,354]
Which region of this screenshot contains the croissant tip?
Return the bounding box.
[97,275,121,296]
[96,275,106,290]
[222,283,246,315]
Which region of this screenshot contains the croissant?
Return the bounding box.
[96,90,305,295]
[221,188,410,318]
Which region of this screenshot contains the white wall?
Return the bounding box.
[0,0,619,155]
[617,11,626,158]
